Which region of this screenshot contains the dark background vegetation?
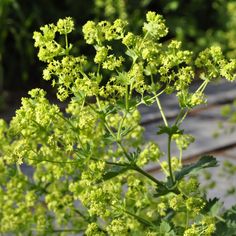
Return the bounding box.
[0,0,235,99]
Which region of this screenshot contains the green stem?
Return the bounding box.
[156,97,168,126]
[136,90,165,107]
[133,165,166,188]
[65,34,69,53]
[125,84,129,110]
[104,122,116,139]
[74,209,106,234]
[27,157,79,164]
[158,159,169,176]
[51,229,83,233]
[117,140,133,162]
[56,113,85,150]
[105,160,129,167]
[168,134,175,184]
[179,148,183,165]
[102,116,132,163]
[138,32,149,50]
[178,110,188,125]
[117,111,127,140]
[16,164,22,174]
[96,96,101,109]
[112,204,154,227]
[31,228,84,233]
[196,79,209,93]
[174,109,184,125]
[185,210,189,229]
[174,109,189,126]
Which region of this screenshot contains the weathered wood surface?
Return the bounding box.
[141,80,236,208]
[201,148,236,208]
[140,80,236,124]
[140,80,236,163]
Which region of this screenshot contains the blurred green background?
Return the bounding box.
[1,0,236,97]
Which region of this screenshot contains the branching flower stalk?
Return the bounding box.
[0,13,236,235]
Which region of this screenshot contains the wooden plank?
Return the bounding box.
[144,104,236,170]
[140,80,236,124]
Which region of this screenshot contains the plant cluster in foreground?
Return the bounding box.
[0,12,236,235]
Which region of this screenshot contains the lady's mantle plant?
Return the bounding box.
[1,12,236,235]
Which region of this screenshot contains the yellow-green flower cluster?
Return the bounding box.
[143,11,168,39]
[57,17,74,35]
[173,133,195,151]
[195,46,236,81]
[33,17,74,62]
[83,19,127,45]
[1,11,235,235]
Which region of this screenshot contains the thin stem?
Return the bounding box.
[156,97,168,126]
[117,140,132,162]
[104,122,117,140]
[133,165,166,188]
[16,164,22,174]
[102,115,132,162]
[178,110,188,126]
[185,210,189,229]
[138,32,149,50]
[174,109,189,126]
[157,160,169,176]
[56,113,85,150]
[65,34,69,51]
[74,209,106,234]
[136,90,164,107]
[90,156,129,167]
[179,148,183,165]
[96,96,102,110]
[50,229,83,233]
[117,111,127,140]
[97,63,101,76]
[105,160,129,167]
[174,109,184,125]
[27,157,78,164]
[31,228,84,233]
[168,135,175,184]
[196,79,209,93]
[215,215,226,222]
[112,204,154,227]
[125,84,129,110]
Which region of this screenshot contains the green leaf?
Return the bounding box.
[103,132,116,144]
[159,221,176,236]
[175,155,218,181]
[157,125,183,136]
[202,197,220,214]
[154,181,179,197]
[210,200,223,217]
[214,205,236,236]
[129,147,141,162]
[125,49,138,62]
[102,165,130,181]
[142,95,155,106]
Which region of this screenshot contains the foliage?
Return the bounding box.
[0,12,236,235]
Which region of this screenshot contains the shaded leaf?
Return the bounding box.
[142,95,155,106]
[102,165,130,181]
[125,49,138,62]
[214,205,236,236]
[175,155,218,181]
[157,125,183,136]
[154,182,179,197]
[159,221,176,236]
[202,197,220,214]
